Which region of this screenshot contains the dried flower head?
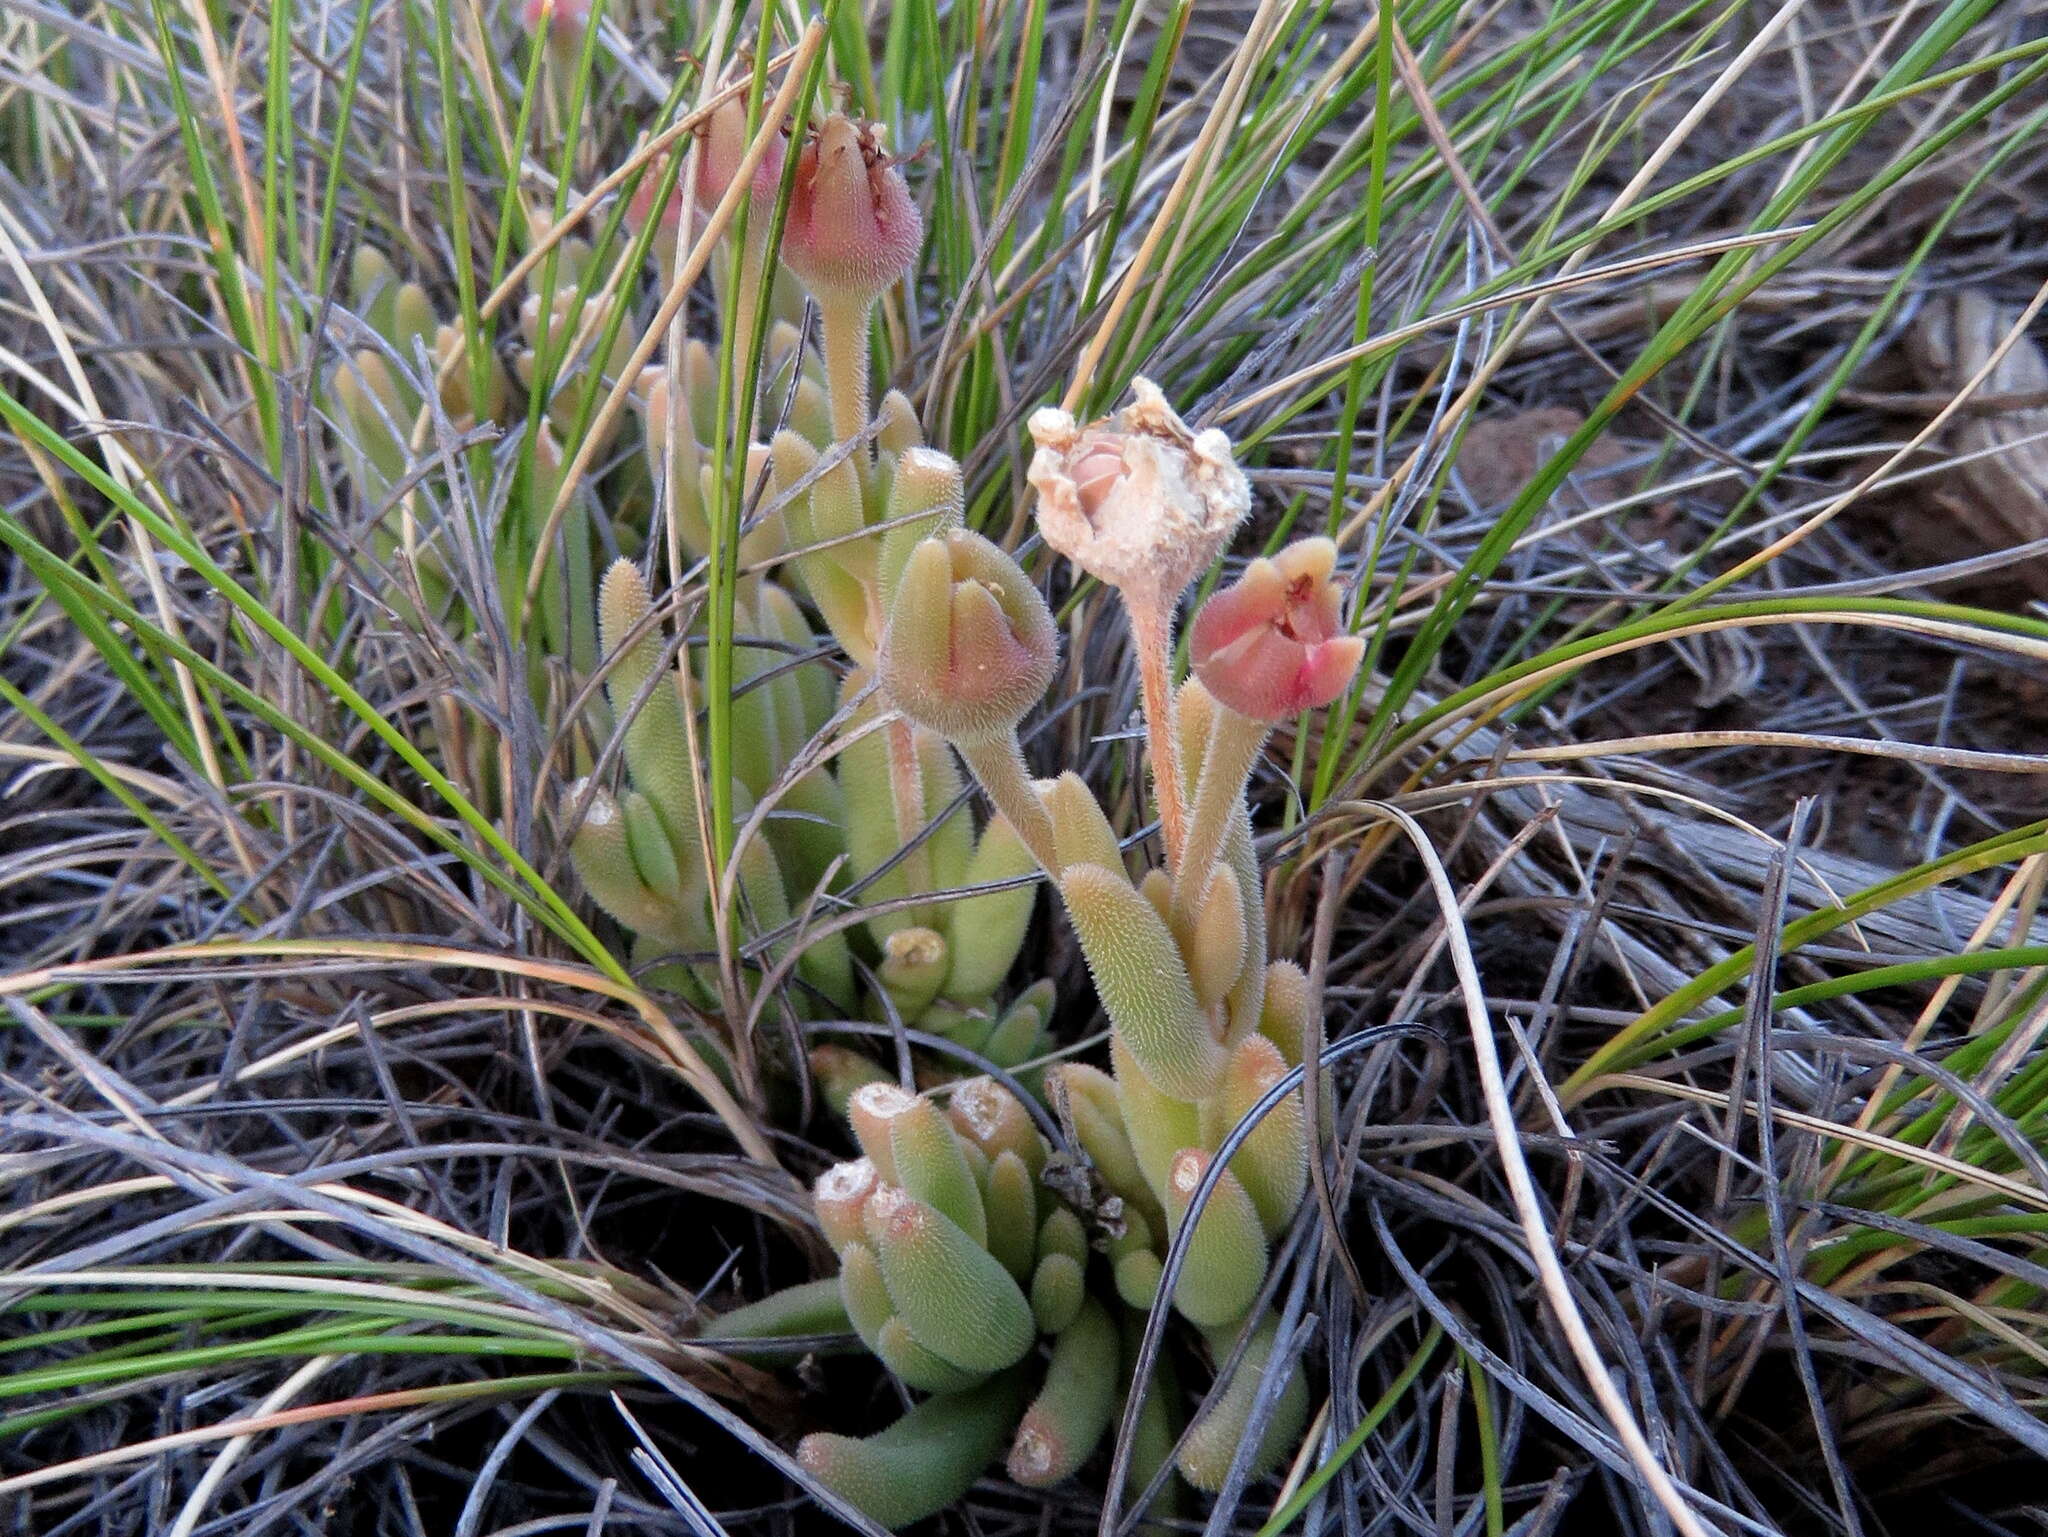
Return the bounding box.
[1189,537,1363,721]
[782,114,923,304]
[1026,378,1250,608]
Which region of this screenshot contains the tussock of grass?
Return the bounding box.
[4,0,2048,1531]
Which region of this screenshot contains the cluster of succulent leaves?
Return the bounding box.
[671,135,1368,1517]
[319,60,1354,1534]
[713,517,1361,1527]
[740,958,1325,1526]
[561,414,1050,1048]
[326,125,1055,1080]
[719,1043,1315,1529]
[327,240,633,688]
[560,239,1054,1057]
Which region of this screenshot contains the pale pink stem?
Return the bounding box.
[818,289,872,449]
[1126,597,1186,870]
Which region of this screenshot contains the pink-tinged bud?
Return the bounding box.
[1026,378,1250,608]
[814,1157,880,1250]
[1189,536,1363,721]
[945,1077,1046,1176]
[519,0,589,39]
[693,95,788,216]
[877,529,1059,743]
[781,114,923,304]
[847,1080,916,1183]
[622,99,788,240]
[624,150,685,236]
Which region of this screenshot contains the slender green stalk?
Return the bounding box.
[1256,1324,1443,1535]
[954,734,1058,874]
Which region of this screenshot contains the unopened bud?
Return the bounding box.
[782,114,923,304]
[519,0,590,39]
[877,529,1058,743]
[847,1080,916,1183]
[693,93,788,216]
[814,1157,880,1250]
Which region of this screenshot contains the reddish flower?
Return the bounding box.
[624,97,788,236]
[1189,538,1363,721]
[692,95,787,217]
[782,114,923,304]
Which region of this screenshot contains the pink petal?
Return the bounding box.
[1188,559,1285,660]
[1288,636,1364,712]
[1198,627,1307,720]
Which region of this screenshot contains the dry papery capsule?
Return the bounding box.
[1026,377,1249,610]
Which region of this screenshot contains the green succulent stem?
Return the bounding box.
[1009,1297,1119,1486]
[1172,705,1267,930]
[817,288,873,448]
[798,1370,1031,1529]
[953,731,1059,874]
[711,1277,852,1342]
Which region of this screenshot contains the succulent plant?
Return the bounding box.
[551,105,1056,1077]
[708,371,1364,1528]
[328,118,1053,1081]
[328,237,660,686]
[335,84,1358,1531]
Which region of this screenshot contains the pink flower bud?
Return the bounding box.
[1188,537,1363,721]
[693,95,787,216]
[1026,378,1250,608]
[624,98,789,237]
[877,529,1059,742]
[781,114,923,304]
[624,150,684,236]
[519,0,589,39]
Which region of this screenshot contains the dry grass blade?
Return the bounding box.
[1350,800,1715,1537]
